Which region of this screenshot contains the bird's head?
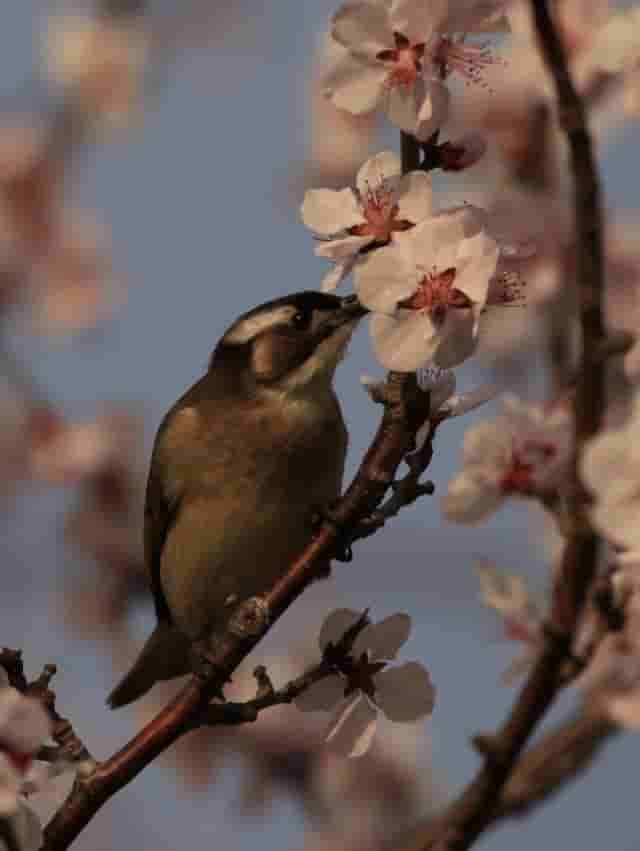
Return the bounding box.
[211,291,367,396]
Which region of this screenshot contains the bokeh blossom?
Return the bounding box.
[301,150,432,290]
[581,391,640,560]
[0,672,51,851]
[45,14,149,129]
[443,395,572,523]
[355,205,499,369]
[295,609,435,758]
[475,562,543,682]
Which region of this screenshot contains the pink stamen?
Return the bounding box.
[399,267,470,324]
[350,185,411,243]
[377,31,426,91]
[500,441,557,494]
[429,36,497,88]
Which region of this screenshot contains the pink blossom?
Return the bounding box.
[301,151,432,290]
[355,205,499,370]
[444,396,572,523]
[295,610,435,758]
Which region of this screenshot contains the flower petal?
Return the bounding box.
[414,80,450,141]
[453,232,499,304]
[442,470,504,523]
[432,310,479,368]
[0,689,51,753]
[396,171,433,223]
[321,257,356,291]
[352,613,412,661]
[385,79,431,135]
[374,662,435,721]
[391,0,443,40]
[332,1,393,57]
[315,233,372,260]
[324,52,388,114]
[325,695,378,757]
[354,242,417,313]
[301,188,363,236]
[356,150,401,197]
[408,212,468,270]
[369,311,441,372]
[442,385,498,418]
[319,608,362,652]
[294,674,346,712]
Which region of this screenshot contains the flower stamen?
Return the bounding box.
[377,31,426,91]
[399,267,471,324]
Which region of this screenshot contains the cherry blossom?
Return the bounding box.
[581,391,640,559]
[301,151,432,290]
[322,1,449,138]
[45,14,149,129]
[577,602,640,731]
[475,562,543,682]
[28,411,138,484]
[355,205,499,370]
[323,0,506,138]
[295,609,435,758]
[443,395,572,523]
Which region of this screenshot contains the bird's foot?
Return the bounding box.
[311,501,354,563]
[189,641,228,700]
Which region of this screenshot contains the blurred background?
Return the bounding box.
[1,1,639,849]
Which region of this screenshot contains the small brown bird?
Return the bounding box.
[108,291,365,708]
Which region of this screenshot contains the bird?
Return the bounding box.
[107,290,366,708]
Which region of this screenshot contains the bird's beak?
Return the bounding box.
[321,295,369,335]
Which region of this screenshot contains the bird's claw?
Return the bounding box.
[311,502,354,563]
[189,641,228,700]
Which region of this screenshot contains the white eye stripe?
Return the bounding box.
[222,306,298,345]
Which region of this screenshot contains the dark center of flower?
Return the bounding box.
[349,184,412,244]
[377,31,425,90]
[500,441,557,494]
[399,267,470,325]
[340,653,386,700]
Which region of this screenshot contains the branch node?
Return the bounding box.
[227,596,270,638]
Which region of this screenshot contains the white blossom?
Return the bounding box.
[295,609,435,758]
[0,685,51,819]
[323,1,448,138]
[45,14,148,129]
[581,391,640,560]
[323,0,505,138]
[443,396,572,523]
[301,151,432,290]
[355,205,499,370]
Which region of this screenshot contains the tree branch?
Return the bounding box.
[396,705,617,851]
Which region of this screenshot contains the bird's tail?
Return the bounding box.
[107,622,191,709]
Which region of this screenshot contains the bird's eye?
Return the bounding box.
[291,309,312,331]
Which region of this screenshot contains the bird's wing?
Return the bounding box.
[144,403,199,623]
